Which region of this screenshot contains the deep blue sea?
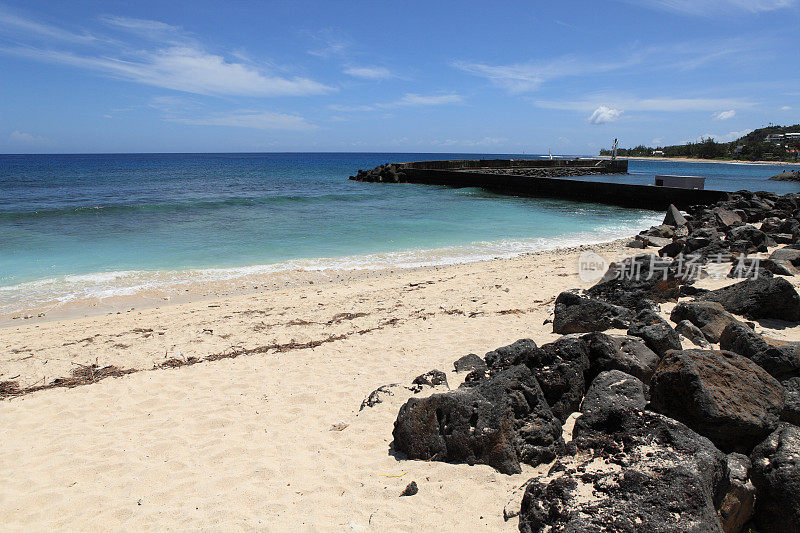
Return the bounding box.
[1,152,797,313]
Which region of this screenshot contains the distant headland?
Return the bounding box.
[601,124,800,164]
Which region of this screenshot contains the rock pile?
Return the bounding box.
[350,163,407,183]
[388,191,800,531]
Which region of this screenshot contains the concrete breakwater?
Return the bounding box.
[350,158,728,210]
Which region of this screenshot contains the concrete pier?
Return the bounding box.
[351,159,728,210]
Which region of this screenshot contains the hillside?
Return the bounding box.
[601,124,800,162]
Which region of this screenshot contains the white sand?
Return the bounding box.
[2,238,799,531]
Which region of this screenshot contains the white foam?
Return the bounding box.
[0,212,661,314]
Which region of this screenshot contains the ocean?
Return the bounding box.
[1,153,797,314]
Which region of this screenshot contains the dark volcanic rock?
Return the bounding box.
[771,246,800,266]
[700,276,800,322]
[750,423,800,532]
[578,370,646,421]
[650,349,785,452]
[400,481,418,497]
[714,207,743,227]
[520,409,728,533]
[728,257,793,278]
[671,300,742,343]
[484,339,540,372]
[552,291,633,334]
[676,319,711,347]
[726,225,776,252]
[769,169,800,181]
[720,322,800,380]
[410,369,449,391]
[486,336,591,423]
[453,353,487,373]
[585,332,661,384]
[664,203,688,227]
[719,453,755,533]
[586,254,683,309]
[360,384,401,411]
[392,365,563,474]
[627,309,683,356]
[533,335,591,422]
[781,377,800,425]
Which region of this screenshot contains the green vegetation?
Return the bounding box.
[600,124,800,162]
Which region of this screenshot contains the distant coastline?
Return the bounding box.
[599,155,800,166]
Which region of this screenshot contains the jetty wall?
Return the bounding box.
[390,159,727,210]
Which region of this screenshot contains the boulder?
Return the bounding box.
[718,453,755,533]
[585,332,661,384]
[578,370,646,422]
[720,322,800,380]
[660,239,687,258]
[650,349,785,452]
[636,235,673,248]
[392,365,563,474]
[552,291,633,334]
[714,207,743,227]
[761,217,784,233]
[771,246,800,266]
[769,169,800,181]
[726,225,776,252]
[640,224,676,238]
[728,257,794,278]
[484,339,540,373]
[586,254,683,309]
[700,276,800,322]
[676,319,712,347]
[453,353,487,373]
[485,336,591,423]
[627,309,683,356]
[750,424,800,532]
[533,335,591,422]
[410,369,449,391]
[781,377,800,425]
[664,203,688,227]
[670,300,742,343]
[520,409,728,533]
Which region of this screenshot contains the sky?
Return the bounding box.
[0,0,798,154]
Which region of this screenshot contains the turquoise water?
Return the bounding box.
[0,153,795,312]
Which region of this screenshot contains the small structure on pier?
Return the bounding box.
[654,175,705,190]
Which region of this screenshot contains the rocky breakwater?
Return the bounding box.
[770,169,800,182]
[378,190,800,531]
[350,163,408,183]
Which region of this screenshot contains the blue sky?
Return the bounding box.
[0,0,797,154]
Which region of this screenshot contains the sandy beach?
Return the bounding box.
[623,156,800,166]
[3,236,800,531]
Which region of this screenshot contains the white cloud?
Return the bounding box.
[692,129,752,143]
[343,66,393,79]
[394,93,463,106]
[98,15,183,42]
[1,45,332,97]
[0,9,97,43]
[713,109,736,120]
[0,13,332,97]
[588,106,622,124]
[167,110,316,130]
[633,0,796,15]
[453,39,749,94]
[782,105,792,110]
[536,96,752,113]
[430,137,507,147]
[9,130,49,144]
[329,93,463,113]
